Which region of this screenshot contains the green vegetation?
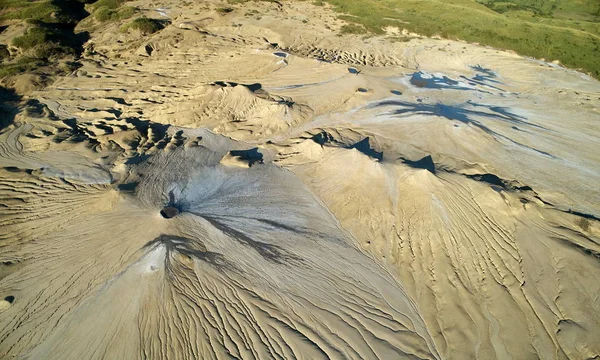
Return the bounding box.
[120,17,164,34]
[0,0,90,23]
[12,26,57,50]
[87,0,135,22]
[0,57,44,77]
[340,23,367,34]
[323,0,600,77]
[94,5,134,21]
[10,20,86,58]
[0,0,137,81]
[88,0,124,10]
[478,0,557,15]
[0,0,93,81]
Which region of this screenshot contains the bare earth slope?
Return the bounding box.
[0,1,599,359]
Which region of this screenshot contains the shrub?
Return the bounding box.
[120,17,164,34]
[94,5,135,21]
[11,26,78,60]
[575,218,591,232]
[0,0,86,24]
[89,0,125,11]
[12,27,57,50]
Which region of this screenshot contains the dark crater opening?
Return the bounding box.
[161,190,181,218]
[4,296,14,304]
[161,206,180,219]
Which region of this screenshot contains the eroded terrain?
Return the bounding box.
[0,1,599,359]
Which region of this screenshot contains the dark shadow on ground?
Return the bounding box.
[230,148,264,166]
[401,155,436,173]
[0,87,21,131]
[347,138,383,161]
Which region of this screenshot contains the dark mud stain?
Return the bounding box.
[203,216,302,265]
[370,100,555,158]
[348,67,360,75]
[409,67,505,93]
[460,65,505,92]
[145,234,235,271]
[410,71,473,91]
[117,182,139,192]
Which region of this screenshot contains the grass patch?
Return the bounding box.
[120,17,164,34]
[0,0,91,80]
[0,57,45,77]
[11,25,81,59]
[340,23,367,34]
[0,0,88,24]
[87,0,135,22]
[88,0,125,11]
[322,0,600,77]
[226,0,281,4]
[94,5,134,21]
[12,26,58,49]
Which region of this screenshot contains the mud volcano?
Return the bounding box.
[0,1,598,359]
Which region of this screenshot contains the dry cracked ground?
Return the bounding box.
[0,1,599,359]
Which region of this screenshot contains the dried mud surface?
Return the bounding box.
[0,1,599,359]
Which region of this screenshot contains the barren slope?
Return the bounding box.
[0,1,599,359]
